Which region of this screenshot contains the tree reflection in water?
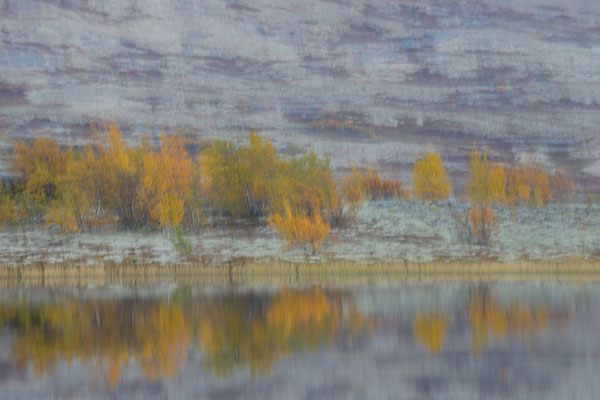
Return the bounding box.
[412,288,575,355]
[0,287,376,388]
[0,286,576,389]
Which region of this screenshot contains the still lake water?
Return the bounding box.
[0,282,598,399]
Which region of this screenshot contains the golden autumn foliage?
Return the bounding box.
[487,165,506,205]
[268,202,330,254]
[201,131,281,218]
[0,182,18,226]
[11,137,70,217]
[1,126,581,239]
[467,147,573,209]
[465,148,499,245]
[413,152,452,201]
[201,132,338,249]
[468,148,490,205]
[142,134,193,230]
[506,165,551,206]
[3,126,343,247]
[467,148,506,205]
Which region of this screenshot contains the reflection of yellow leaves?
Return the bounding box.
[413,314,448,355]
[137,306,190,382]
[199,288,376,377]
[0,300,191,388]
[469,292,555,355]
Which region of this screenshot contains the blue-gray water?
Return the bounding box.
[1,0,600,183]
[0,282,598,399]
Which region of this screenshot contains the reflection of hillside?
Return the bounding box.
[0,288,376,386]
[413,289,575,355]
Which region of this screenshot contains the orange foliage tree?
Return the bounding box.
[466,204,497,245]
[506,165,551,206]
[268,201,330,254]
[412,152,452,201]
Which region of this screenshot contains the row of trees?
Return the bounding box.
[0,125,579,252]
[0,126,363,253]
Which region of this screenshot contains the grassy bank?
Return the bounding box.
[1,258,600,287]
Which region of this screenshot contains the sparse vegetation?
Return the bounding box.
[0,125,586,261]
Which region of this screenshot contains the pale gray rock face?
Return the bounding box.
[1,0,599,185]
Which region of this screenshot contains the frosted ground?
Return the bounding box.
[1,201,598,265]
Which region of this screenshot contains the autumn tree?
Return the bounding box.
[465,148,498,245]
[466,204,497,245]
[412,152,452,201]
[268,201,330,254]
[201,139,250,217]
[80,125,118,226]
[361,170,408,200]
[0,181,18,226]
[142,134,193,231]
[104,124,151,229]
[11,137,70,219]
[487,165,506,205]
[201,131,280,218]
[506,165,551,206]
[267,153,337,252]
[329,166,365,226]
[468,148,490,205]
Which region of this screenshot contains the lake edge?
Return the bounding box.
[1,259,600,286]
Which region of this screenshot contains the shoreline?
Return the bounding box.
[1,259,600,286]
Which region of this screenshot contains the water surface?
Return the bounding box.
[0,282,598,399]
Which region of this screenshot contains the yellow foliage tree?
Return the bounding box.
[268,201,330,254]
[11,137,70,218]
[412,152,452,201]
[104,124,150,229]
[468,147,489,205]
[0,182,18,227]
[487,165,506,205]
[506,165,551,206]
[465,148,499,245]
[142,134,193,231]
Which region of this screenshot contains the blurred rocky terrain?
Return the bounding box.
[1,0,599,192]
